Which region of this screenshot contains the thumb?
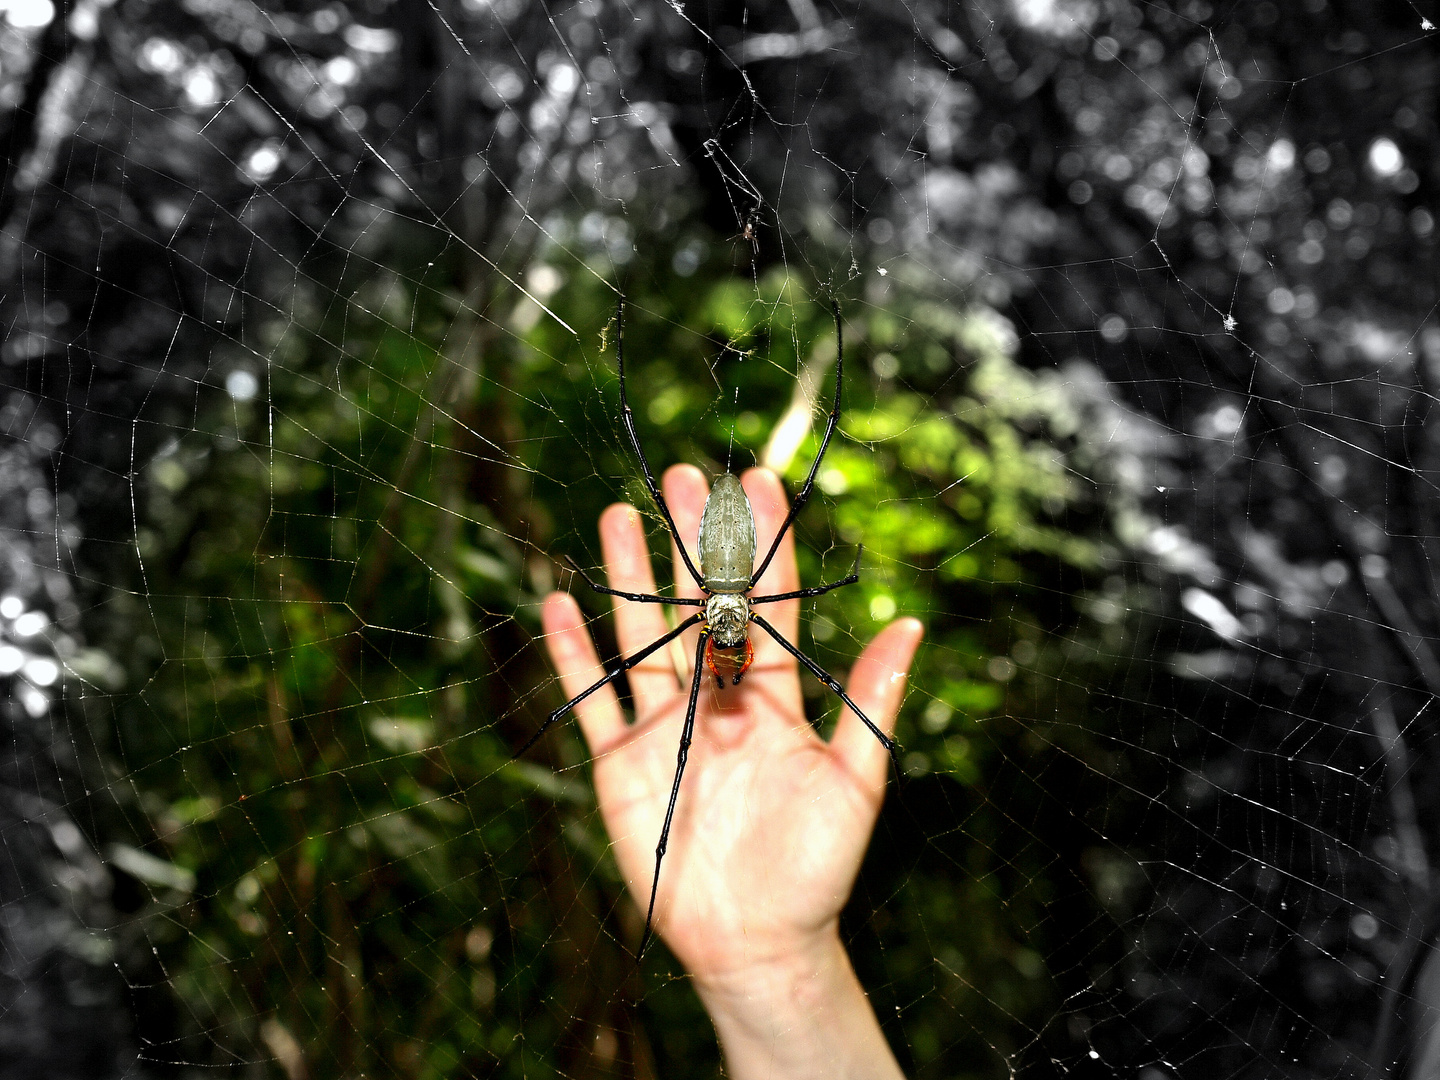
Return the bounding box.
[831,618,923,789]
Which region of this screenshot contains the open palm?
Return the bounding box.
[542,463,922,979]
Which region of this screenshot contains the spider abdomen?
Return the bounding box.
[697,473,755,594]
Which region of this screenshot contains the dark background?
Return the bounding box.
[1,1,1438,1077]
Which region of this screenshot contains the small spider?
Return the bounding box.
[739,205,762,252]
[521,298,899,955]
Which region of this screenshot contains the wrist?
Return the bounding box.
[694,927,904,1080]
[692,923,843,1008]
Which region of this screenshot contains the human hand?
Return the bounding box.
[541,463,922,982]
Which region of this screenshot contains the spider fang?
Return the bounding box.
[706,637,754,688]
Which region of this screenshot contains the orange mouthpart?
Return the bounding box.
[705,636,754,687]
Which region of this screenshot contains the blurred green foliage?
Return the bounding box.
[111,238,1135,1078]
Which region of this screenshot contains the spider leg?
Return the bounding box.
[518,611,705,757]
[615,298,708,590]
[750,300,845,588]
[749,546,862,605]
[562,555,704,606]
[638,628,710,959]
[750,613,900,769]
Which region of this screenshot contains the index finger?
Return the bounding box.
[741,467,801,656]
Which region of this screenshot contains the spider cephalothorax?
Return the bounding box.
[522,298,898,956]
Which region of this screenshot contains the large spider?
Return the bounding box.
[522,299,899,955]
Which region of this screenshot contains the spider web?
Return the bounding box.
[1,0,1436,1077]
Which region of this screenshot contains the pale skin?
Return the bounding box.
[542,463,923,1080]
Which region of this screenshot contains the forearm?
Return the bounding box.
[694,931,906,1080]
